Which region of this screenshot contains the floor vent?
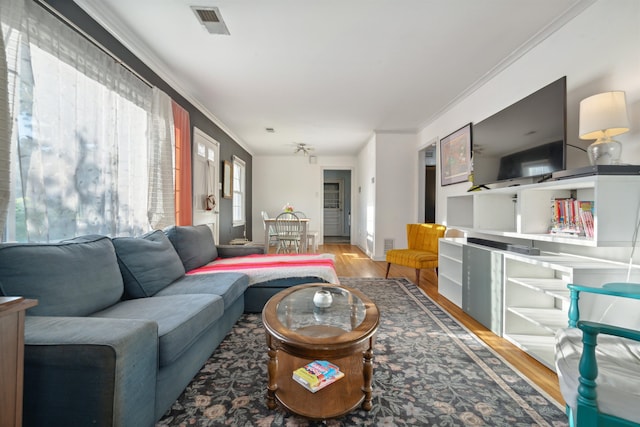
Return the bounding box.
[384,238,395,254]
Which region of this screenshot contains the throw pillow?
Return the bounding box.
[163,225,218,271]
[113,230,186,298]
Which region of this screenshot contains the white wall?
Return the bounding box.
[356,134,377,257]
[252,0,640,264]
[419,0,640,246]
[373,132,419,260]
[352,132,418,260]
[252,155,357,245]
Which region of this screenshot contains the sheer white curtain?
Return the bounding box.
[148,87,175,229]
[0,0,25,240]
[8,1,153,241]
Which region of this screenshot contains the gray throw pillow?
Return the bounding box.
[113,230,186,298]
[0,235,124,316]
[163,225,218,271]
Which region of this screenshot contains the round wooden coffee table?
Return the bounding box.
[262,283,380,419]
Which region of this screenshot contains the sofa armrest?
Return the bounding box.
[216,244,265,258]
[24,316,159,427]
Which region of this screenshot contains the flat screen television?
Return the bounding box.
[472,76,566,187]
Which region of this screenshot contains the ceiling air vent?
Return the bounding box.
[191,6,230,35]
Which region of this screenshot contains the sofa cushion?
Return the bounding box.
[113,230,186,298]
[0,235,123,316]
[164,225,218,271]
[155,272,249,310]
[91,294,224,367]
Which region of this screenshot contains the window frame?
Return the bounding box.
[232,155,246,227]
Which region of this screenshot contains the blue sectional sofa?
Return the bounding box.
[0,224,315,427]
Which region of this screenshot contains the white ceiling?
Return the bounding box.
[73,0,594,156]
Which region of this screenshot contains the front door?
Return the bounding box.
[323,179,344,235]
[192,128,220,243]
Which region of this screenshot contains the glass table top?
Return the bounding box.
[275,285,366,338]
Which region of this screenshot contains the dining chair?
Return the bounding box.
[261,211,278,247]
[274,212,302,254]
[293,211,319,252]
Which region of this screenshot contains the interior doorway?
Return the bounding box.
[418,141,437,224]
[323,169,352,243]
[425,165,436,223]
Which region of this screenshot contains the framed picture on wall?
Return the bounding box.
[440,123,472,186]
[222,160,233,199]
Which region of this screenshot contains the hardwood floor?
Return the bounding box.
[317,243,564,405]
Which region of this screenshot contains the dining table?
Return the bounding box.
[263,217,309,254]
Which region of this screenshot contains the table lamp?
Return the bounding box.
[579,91,630,165]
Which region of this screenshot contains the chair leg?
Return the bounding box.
[415,269,421,284]
[385,263,391,278]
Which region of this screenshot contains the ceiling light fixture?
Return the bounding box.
[293,143,314,156]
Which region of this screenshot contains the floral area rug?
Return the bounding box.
[156,277,568,426]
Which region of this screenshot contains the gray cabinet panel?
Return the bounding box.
[462,244,504,336]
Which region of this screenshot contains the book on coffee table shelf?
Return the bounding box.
[292,360,344,393]
[229,238,251,245]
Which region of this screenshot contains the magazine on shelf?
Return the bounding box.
[292,360,344,393]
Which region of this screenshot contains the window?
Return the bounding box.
[232,156,246,226]
[2,3,191,242]
[12,42,151,241]
[1,2,170,241]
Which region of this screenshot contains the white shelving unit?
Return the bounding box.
[446,175,640,247]
[503,252,633,370]
[441,175,640,370]
[438,238,464,307]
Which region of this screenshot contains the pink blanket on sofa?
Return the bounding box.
[186,253,339,286]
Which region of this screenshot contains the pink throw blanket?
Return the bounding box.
[187,253,339,286]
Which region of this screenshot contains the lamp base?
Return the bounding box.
[587,139,622,165]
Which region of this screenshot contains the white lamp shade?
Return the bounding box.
[579,91,630,140]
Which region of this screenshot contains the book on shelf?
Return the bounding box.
[549,198,594,238]
[579,203,594,238]
[292,360,344,393]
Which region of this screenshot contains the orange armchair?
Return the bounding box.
[385,223,446,284]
